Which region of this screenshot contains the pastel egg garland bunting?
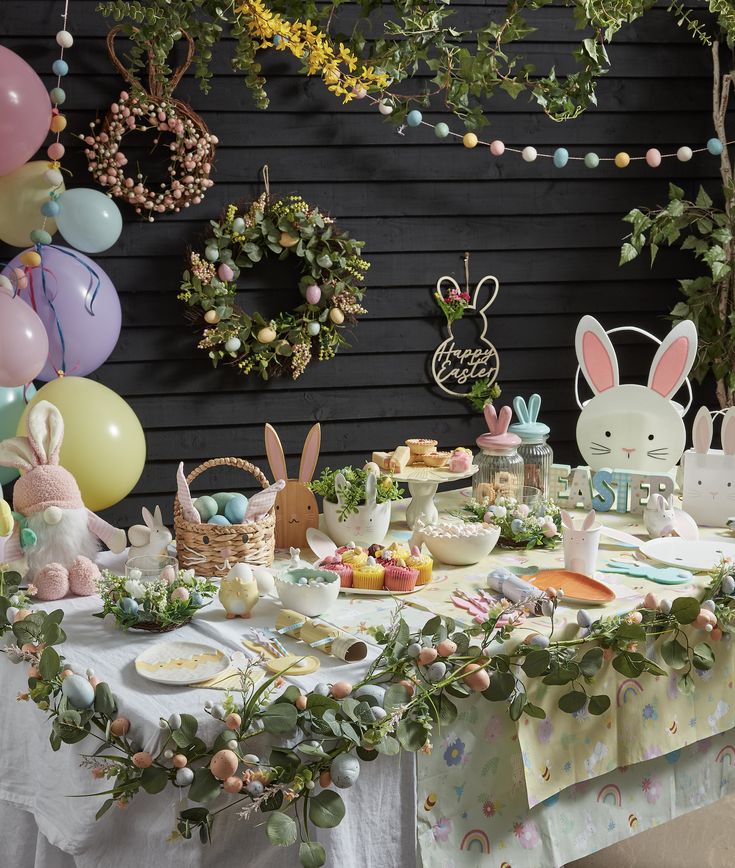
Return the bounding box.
[179,173,369,380]
[80,28,217,221]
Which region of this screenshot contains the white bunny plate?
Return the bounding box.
[639,538,735,572]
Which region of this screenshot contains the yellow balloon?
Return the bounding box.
[18,377,146,511]
[0,160,65,248]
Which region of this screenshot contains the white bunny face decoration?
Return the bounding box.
[322,469,392,546]
[682,406,735,527]
[431,269,500,399]
[574,315,697,473]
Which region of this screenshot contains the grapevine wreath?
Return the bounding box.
[179,170,369,380]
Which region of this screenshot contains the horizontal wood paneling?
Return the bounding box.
[0,0,720,526]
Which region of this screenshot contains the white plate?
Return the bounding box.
[340,585,425,596]
[639,537,735,572]
[135,641,229,686]
[392,465,478,484]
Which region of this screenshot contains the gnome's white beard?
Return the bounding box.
[25,508,99,576]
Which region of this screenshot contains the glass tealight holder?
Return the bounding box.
[520,486,541,510]
[125,554,179,585]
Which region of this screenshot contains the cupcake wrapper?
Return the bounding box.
[414,561,433,586]
[323,564,353,588]
[384,566,419,592]
[353,571,385,590]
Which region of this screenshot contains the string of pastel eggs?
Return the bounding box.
[370,96,731,168]
[19,18,73,271]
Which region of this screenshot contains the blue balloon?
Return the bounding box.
[56,188,122,254]
[0,384,35,485]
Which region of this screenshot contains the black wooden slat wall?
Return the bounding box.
[0,0,720,526]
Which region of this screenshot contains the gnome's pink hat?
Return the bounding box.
[0,400,84,515]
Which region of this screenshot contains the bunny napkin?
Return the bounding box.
[0,400,127,600]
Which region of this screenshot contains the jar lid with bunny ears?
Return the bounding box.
[509,394,550,443]
[476,404,521,451]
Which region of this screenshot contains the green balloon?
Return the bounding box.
[0,385,35,487]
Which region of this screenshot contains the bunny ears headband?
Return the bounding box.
[0,401,64,472]
[692,407,735,455]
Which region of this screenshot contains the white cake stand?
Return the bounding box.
[391,465,478,529]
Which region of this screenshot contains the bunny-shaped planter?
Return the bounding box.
[0,400,127,600]
[575,315,697,474]
[323,470,392,546]
[128,505,173,560]
[431,273,500,399]
[561,509,601,577]
[682,406,735,527]
[265,422,320,550]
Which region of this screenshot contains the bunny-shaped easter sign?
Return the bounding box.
[431,270,500,399]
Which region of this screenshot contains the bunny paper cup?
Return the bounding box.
[561,509,601,578]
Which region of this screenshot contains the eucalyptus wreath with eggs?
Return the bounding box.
[179,182,369,380]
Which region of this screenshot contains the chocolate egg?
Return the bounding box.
[210,749,239,780]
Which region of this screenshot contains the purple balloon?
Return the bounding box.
[2,246,121,380]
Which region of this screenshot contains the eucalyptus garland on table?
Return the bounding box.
[179,189,369,380]
[4,562,735,867]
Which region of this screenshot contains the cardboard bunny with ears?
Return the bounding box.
[682,406,735,527]
[264,423,321,549]
[0,400,127,600]
[575,315,697,474]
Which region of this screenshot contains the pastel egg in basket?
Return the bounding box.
[275,564,340,617]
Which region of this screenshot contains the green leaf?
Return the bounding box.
[374,735,400,755]
[619,242,640,265]
[299,841,327,868]
[261,702,298,734]
[678,673,695,695]
[695,186,713,208]
[661,638,689,669]
[38,646,60,681]
[260,791,284,813]
[692,642,715,671]
[670,597,700,625]
[542,663,579,686]
[422,616,441,636]
[396,719,428,751]
[588,694,611,715]
[523,702,546,719]
[141,766,169,795]
[305,694,340,716]
[579,647,604,679]
[187,768,221,804]
[309,790,346,828]
[668,182,685,200]
[483,670,515,701]
[94,682,117,717]
[558,690,587,713]
[438,694,458,725]
[521,650,550,677]
[509,692,526,721]
[612,652,645,677]
[95,799,114,820]
[383,684,412,712]
[266,811,298,847]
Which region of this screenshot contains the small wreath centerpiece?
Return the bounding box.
[179,169,369,380]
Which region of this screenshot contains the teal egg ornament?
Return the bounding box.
[434,122,449,139]
[194,495,218,521]
[204,245,219,262]
[41,200,61,218]
[191,591,204,607]
[307,321,320,337]
[30,229,52,245]
[208,514,231,525]
[330,753,360,788]
[52,59,69,76]
[584,152,600,169]
[212,492,236,513]
[553,148,569,168]
[708,137,724,156]
[407,110,423,127]
[120,597,139,616]
[232,217,245,234]
[224,494,248,523]
[62,674,95,709]
[49,87,66,105]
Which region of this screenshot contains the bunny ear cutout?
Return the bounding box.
[0,437,35,472]
[560,509,576,531]
[527,394,541,423]
[647,319,697,400]
[141,507,154,529]
[334,472,349,506]
[299,423,321,484]
[264,423,288,481]
[581,509,596,530]
[483,404,498,431]
[496,405,512,434]
[176,461,200,523]
[575,315,619,395]
[27,400,64,465]
[364,470,377,504]
[692,406,713,454]
[513,396,529,424]
[472,274,500,314]
[154,505,163,525]
[721,408,735,456]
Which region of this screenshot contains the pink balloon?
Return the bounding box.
[0,46,52,176]
[0,290,49,387]
[2,246,121,380]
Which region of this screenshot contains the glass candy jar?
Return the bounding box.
[473,423,524,504]
[509,394,553,498]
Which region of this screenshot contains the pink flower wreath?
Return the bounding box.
[81,27,217,221]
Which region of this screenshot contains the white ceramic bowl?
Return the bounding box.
[415,525,500,566]
[275,567,340,617]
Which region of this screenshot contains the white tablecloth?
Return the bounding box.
[0,552,417,868]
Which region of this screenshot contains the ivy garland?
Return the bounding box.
[4,561,735,867]
[179,188,369,380]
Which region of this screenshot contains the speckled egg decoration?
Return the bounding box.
[208,515,231,525]
[330,753,361,788]
[331,681,353,699]
[61,673,95,709]
[353,684,385,706]
[224,494,249,523]
[210,749,239,781]
[175,767,194,787]
[194,495,218,521]
[224,776,243,793]
[171,586,190,603]
[110,717,130,737]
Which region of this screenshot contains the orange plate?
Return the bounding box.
[527,569,615,605]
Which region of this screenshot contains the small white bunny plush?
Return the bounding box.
[128,506,173,559]
[644,494,678,538]
[575,315,697,473]
[682,406,735,527]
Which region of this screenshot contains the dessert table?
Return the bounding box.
[2,489,735,868]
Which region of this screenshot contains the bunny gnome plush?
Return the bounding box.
[0,401,127,600]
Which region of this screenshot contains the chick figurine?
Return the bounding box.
[219,563,259,619]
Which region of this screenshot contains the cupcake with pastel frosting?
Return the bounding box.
[340,545,368,568]
[352,556,385,590]
[384,558,419,592]
[406,545,433,585]
[320,556,354,588]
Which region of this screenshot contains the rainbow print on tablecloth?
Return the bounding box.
[459,829,491,854]
[597,783,622,807]
[616,678,644,706]
[715,744,735,765]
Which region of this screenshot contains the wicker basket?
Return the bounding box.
[174,457,276,577]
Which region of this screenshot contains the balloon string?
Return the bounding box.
[25,267,38,312]
[38,248,67,376]
[41,244,100,315]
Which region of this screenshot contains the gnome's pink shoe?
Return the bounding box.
[68,556,101,596]
[34,563,70,601]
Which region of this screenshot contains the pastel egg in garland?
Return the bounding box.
[175,767,194,787]
[208,514,231,525]
[224,494,249,523]
[62,673,95,709]
[330,753,360,788]
[194,495,218,521]
[120,597,139,616]
[353,684,385,706]
[210,749,239,781]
